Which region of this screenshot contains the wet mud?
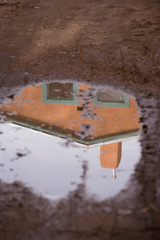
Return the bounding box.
[0,0,160,239]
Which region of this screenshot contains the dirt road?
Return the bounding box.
[0,0,160,90]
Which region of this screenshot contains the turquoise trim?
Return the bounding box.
[5,118,138,146]
[87,131,138,145]
[93,95,130,107]
[42,83,79,105]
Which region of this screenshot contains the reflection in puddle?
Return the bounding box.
[0,82,140,200]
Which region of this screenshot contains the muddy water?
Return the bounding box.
[0,82,140,200]
[0,82,144,239]
[0,123,140,200]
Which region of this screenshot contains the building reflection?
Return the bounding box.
[0,82,140,177]
[100,142,122,179]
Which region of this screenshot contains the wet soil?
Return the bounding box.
[0,0,160,239]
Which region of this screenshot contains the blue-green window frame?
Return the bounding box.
[42,83,79,105]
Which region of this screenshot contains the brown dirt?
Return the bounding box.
[0,0,160,89]
[0,0,160,239]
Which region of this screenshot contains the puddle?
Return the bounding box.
[0,82,140,201]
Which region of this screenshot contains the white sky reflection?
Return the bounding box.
[0,123,141,200]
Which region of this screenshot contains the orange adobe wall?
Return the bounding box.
[100,142,122,169]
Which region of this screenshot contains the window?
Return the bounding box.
[93,89,129,107]
[42,82,79,105]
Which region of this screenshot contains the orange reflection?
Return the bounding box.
[100,142,122,179]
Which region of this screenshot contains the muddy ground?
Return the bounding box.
[0,0,160,239]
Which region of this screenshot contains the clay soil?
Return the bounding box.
[0,0,160,240]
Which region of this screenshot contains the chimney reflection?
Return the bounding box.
[100,142,122,179]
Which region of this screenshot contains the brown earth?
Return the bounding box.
[0,0,160,91]
[0,0,160,239]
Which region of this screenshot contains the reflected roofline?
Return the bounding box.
[4,117,139,147]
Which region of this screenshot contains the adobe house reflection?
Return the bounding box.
[100,142,122,179]
[0,82,140,177]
